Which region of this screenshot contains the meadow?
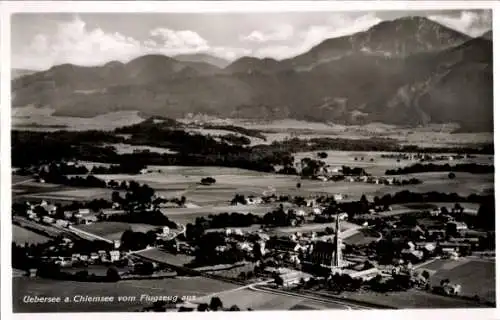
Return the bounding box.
[12,225,50,245]
[192,287,349,310]
[13,276,237,312]
[338,288,489,309]
[422,258,496,303]
[76,222,160,241]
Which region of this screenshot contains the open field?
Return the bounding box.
[135,248,194,266]
[13,276,237,312]
[106,143,177,155]
[12,107,144,132]
[272,221,357,235]
[13,216,63,238]
[331,288,490,309]
[343,228,381,245]
[193,287,349,310]
[20,188,112,201]
[160,204,274,225]
[294,150,493,177]
[76,222,160,241]
[418,258,496,303]
[12,225,51,245]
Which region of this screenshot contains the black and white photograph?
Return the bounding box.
[3,1,497,315]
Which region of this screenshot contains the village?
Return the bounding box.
[12,155,495,311]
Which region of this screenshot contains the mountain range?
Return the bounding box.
[12,17,493,132]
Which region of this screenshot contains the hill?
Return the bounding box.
[173,53,230,69]
[11,68,38,79]
[11,17,492,132]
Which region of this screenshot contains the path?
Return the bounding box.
[12,178,34,186]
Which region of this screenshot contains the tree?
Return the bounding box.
[209,297,223,311]
[296,182,301,189]
[448,172,456,179]
[274,274,284,286]
[201,177,216,185]
[317,152,328,159]
[106,267,121,282]
[197,303,209,312]
[111,191,122,204]
[421,270,430,280]
[229,305,241,311]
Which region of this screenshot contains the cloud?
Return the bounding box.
[254,13,382,59]
[241,24,294,43]
[428,10,492,37]
[15,16,247,70]
[150,28,209,50]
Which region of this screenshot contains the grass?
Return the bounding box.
[427,259,496,303]
[338,288,490,309]
[13,276,237,312]
[12,225,51,245]
[343,228,381,245]
[193,287,348,310]
[77,222,159,241]
[24,188,111,201]
[135,248,194,266]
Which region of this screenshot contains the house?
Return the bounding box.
[71,254,81,262]
[161,226,170,235]
[113,240,121,249]
[306,199,317,207]
[29,268,37,278]
[90,253,99,261]
[78,208,91,215]
[215,245,228,252]
[295,209,306,217]
[447,221,468,234]
[337,213,348,220]
[63,211,74,219]
[246,196,263,205]
[278,270,312,287]
[333,194,344,201]
[79,255,89,262]
[43,204,57,216]
[55,219,70,228]
[77,215,98,225]
[237,242,253,252]
[55,257,72,267]
[312,208,322,215]
[233,228,244,236]
[109,250,120,262]
[42,216,55,224]
[268,238,300,253]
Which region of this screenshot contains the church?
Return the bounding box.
[302,215,350,273]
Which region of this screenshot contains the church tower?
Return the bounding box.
[332,214,342,268]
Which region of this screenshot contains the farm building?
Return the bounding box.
[42,216,55,224]
[447,221,468,233]
[110,250,120,262]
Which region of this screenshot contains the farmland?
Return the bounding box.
[335,288,488,309]
[419,258,496,303]
[13,276,238,312]
[76,222,160,241]
[343,228,381,245]
[12,225,50,245]
[134,248,194,266]
[192,287,349,310]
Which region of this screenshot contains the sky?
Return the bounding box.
[11,9,492,70]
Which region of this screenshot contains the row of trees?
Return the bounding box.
[386,163,494,175]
